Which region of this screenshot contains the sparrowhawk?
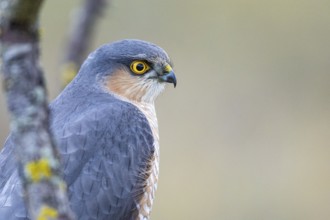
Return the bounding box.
[0,39,177,220]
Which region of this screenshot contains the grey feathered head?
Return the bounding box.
[77,39,176,103]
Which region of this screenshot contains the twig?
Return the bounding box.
[61,0,108,86]
[0,0,75,219]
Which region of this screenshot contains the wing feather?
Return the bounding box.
[55,100,155,220]
[0,97,155,220]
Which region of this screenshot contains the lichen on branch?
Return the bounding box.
[0,0,75,219]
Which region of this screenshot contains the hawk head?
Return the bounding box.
[78,39,176,103]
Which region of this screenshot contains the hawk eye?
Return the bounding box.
[130,61,150,75]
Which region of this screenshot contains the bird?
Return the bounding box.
[0,39,177,220]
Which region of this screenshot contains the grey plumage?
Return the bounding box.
[0,39,176,220]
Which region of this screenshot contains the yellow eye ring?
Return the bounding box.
[130,61,150,75]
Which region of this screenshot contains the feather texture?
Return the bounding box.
[0,39,175,220]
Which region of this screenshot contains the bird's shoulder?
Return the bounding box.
[52,95,155,219]
[52,95,153,140]
[52,94,155,180]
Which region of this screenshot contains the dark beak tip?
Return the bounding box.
[160,70,177,88]
[168,77,177,88]
[169,71,177,88]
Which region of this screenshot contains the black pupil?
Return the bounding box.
[136,63,145,71]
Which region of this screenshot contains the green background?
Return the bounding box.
[1,0,330,219]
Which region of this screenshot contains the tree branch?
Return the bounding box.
[61,0,108,86]
[0,1,75,219]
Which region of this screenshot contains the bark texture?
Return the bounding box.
[61,0,108,86]
[0,0,75,219]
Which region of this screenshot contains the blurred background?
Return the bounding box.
[1,0,330,219]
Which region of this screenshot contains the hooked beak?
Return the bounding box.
[158,70,177,88]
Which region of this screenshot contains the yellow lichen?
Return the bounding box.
[25,158,52,182]
[37,206,58,220]
[61,62,77,86]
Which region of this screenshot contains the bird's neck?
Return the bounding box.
[134,102,159,141]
